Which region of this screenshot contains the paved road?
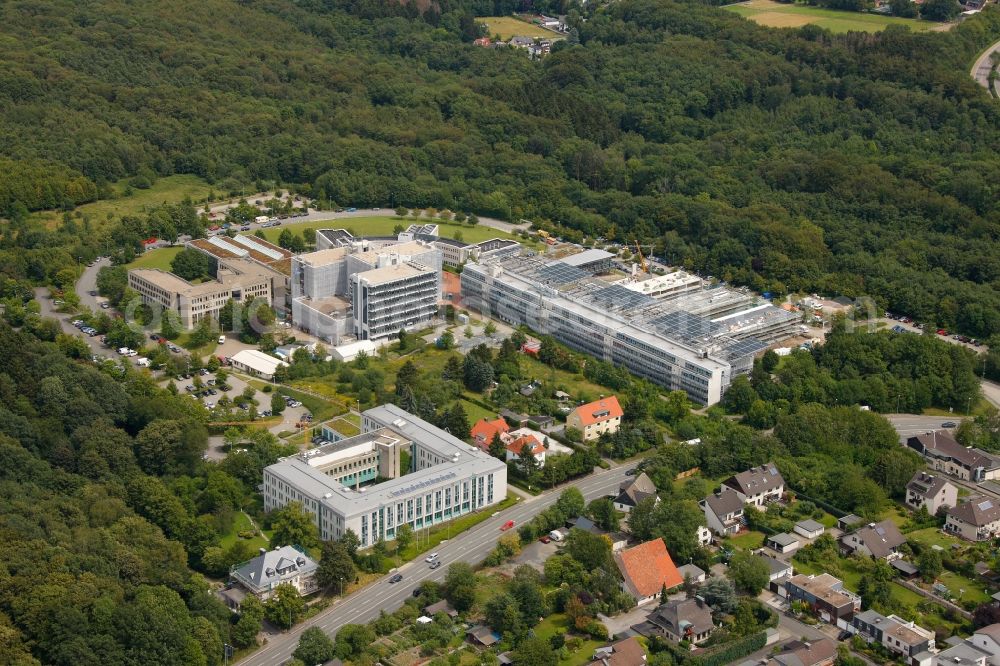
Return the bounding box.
[76,257,110,312]
[238,465,631,666]
[885,414,963,440]
[971,39,1000,96]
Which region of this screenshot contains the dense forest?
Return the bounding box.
[2,0,1000,337]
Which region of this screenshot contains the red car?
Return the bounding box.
[937,329,948,336]
[500,520,515,531]
[539,536,551,544]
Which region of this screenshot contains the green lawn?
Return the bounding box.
[937,571,990,603]
[395,491,519,561]
[324,414,361,438]
[726,530,766,550]
[126,246,183,271]
[724,0,938,33]
[518,355,614,402]
[259,215,526,247]
[905,527,960,549]
[219,511,270,552]
[30,174,215,229]
[461,397,499,425]
[479,16,561,40]
[275,385,347,422]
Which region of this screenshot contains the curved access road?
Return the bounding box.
[971,39,1000,97]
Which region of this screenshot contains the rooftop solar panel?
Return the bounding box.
[649,310,720,339]
[592,284,655,310]
[536,262,589,285]
[208,236,249,257]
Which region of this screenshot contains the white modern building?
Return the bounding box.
[229,349,288,381]
[460,255,798,405]
[263,405,507,547]
[291,237,442,343]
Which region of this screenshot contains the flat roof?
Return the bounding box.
[357,263,431,285]
[230,349,287,375]
[266,405,505,516]
[130,268,194,293]
[559,248,614,267]
[295,295,351,316]
[296,247,350,266]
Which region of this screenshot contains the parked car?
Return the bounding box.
[100,303,110,309]
[539,536,551,544]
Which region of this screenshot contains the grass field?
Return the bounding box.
[126,246,183,271]
[480,16,559,40]
[259,215,524,246]
[30,174,214,229]
[725,0,935,33]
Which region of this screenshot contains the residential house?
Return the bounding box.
[470,417,509,450]
[785,574,860,627]
[771,639,838,666]
[588,637,647,666]
[839,519,906,560]
[969,623,1000,664]
[944,497,1000,542]
[794,519,825,540]
[700,488,745,537]
[677,563,706,585]
[647,598,715,644]
[505,434,547,468]
[722,463,785,507]
[931,641,990,666]
[569,516,604,535]
[567,396,623,441]
[759,554,793,587]
[222,546,319,608]
[851,610,935,662]
[906,432,1000,482]
[905,472,958,514]
[767,533,800,554]
[614,538,683,606]
[614,473,658,513]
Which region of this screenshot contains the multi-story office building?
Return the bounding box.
[290,238,442,343]
[460,255,799,405]
[128,259,273,329]
[263,405,507,547]
[323,225,520,268]
[351,263,438,341]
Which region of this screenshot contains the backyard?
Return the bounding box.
[479,16,560,40]
[724,0,938,33]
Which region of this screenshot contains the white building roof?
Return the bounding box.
[559,248,614,267]
[230,349,287,376]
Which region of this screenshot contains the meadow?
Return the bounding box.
[724,0,937,33]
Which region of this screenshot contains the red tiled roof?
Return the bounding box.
[614,538,682,598]
[506,435,545,456]
[471,417,509,444]
[572,396,623,426]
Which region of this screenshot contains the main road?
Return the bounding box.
[971,38,1000,97]
[238,464,633,666]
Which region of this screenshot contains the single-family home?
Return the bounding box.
[770,639,838,666]
[700,489,745,536]
[905,472,958,514]
[969,623,1000,663]
[839,519,905,561]
[944,497,1000,542]
[587,636,647,666]
[568,516,604,535]
[906,432,1000,482]
[567,396,623,441]
[505,434,546,468]
[785,573,860,627]
[850,610,935,662]
[614,538,683,606]
[470,417,509,449]
[794,519,825,540]
[722,463,785,507]
[647,598,715,645]
[222,545,319,609]
[614,473,658,513]
[423,599,459,619]
[677,563,706,584]
[767,533,800,554]
[931,641,990,666]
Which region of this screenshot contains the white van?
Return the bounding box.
[218,335,226,344]
[549,530,564,542]
[136,357,150,367]
[118,347,129,355]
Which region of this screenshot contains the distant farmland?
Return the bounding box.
[480,16,560,40]
[724,0,937,33]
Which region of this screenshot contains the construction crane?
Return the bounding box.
[633,240,651,273]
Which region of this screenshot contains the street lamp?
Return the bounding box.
[339,576,344,596]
